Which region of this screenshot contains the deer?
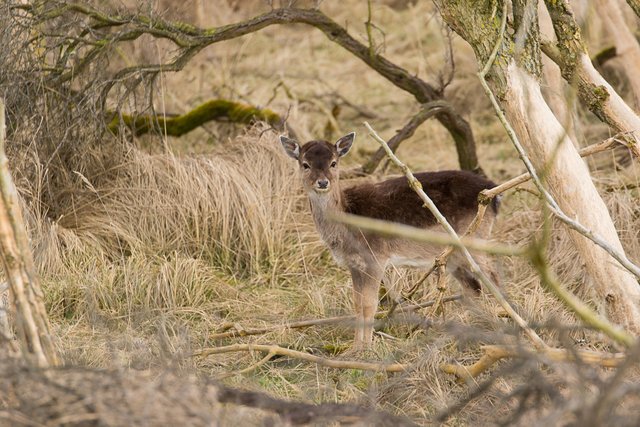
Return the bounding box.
[279,132,499,350]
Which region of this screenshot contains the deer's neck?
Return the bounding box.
[308,186,347,249]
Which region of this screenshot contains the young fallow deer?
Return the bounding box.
[280,132,499,350]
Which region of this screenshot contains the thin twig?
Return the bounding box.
[193,344,407,372]
[217,350,276,379]
[482,134,621,199]
[331,213,521,257]
[210,295,462,340]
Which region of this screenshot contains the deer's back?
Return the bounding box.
[343,170,497,229]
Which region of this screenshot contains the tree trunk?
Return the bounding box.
[538,1,580,145]
[626,0,640,18]
[543,0,640,159]
[435,0,640,332]
[0,99,58,367]
[595,0,640,109]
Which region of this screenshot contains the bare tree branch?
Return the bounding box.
[15,2,482,171]
[361,100,453,174]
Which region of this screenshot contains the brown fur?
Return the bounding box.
[344,171,498,229]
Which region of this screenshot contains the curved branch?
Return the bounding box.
[442,345,627,382]
[361,101,452,174]
[107,99,285,137]
[210,295,462,340]
[20,2,481,171]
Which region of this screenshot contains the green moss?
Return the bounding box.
[584,84,611,117]
[108,99,283,137]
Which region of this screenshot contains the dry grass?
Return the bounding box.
[1,0,640,425]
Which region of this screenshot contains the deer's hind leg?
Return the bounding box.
[350,263,384,350]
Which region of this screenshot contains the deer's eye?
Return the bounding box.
[302,163,311,170]
[330,161,337,168]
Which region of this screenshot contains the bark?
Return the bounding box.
[538,1,580,145]
[435,0,640,332]
[543,0,640,158]
[595,0,640,109]
[626,0,640,17]
[0,99,58,367]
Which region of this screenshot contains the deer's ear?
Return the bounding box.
[335,132,355,157]
[279,135,300,160]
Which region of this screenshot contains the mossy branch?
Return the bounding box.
[108,99,285,137]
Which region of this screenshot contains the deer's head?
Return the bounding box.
[280,133,355,194]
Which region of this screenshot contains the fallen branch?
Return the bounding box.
[107,99,285,137]
[216,385,419,426]
[193,344,407,372]
[441,345,628,382]
[210,295,462,340]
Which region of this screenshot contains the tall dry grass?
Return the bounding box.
[23,127,332,324]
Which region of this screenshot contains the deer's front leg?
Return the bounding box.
[350,265,384,349]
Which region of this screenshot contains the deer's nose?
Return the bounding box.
[317,179,329,189]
